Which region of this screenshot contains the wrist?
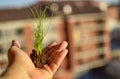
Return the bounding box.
[0,77,6,79]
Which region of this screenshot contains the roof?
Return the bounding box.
[0,1,101,22]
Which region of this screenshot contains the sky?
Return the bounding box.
[0,0,119,9]
[95,0,119,4]
[0,0,39,9]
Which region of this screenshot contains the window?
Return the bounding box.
[0,46,4,53]
[16,28,23,35]
[0,30,2,38]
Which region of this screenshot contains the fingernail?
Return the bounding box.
[11,40,20,48]
[11,40,15,46]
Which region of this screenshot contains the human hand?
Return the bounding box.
[2,40,68,79]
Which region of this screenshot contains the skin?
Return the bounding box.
[1,40,68,79]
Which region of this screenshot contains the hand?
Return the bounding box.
[2,40,68,79]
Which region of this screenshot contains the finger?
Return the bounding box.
[47,41,68,64]
[50,49,68,73]
[8,40,28,61]
[47,42,57,48]
[57,41,68,52]
[11,40,21,48]
[42,64,53,75]
[8,46,23,65]
[11,40,32,56]
[47,49,59,65]
[46,41,68,57]
[8,46,26,58]
[8,40,21,64]
[45,43,59,58]
[8,46,35,69]
[42,42,57,54]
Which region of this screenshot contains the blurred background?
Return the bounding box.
[0,0,120,79]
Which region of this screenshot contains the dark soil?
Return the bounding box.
[30,49,47,68]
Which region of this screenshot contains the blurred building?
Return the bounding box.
[0,0,120,79]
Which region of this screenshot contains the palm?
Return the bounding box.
[29,42,68,79]
[7,41,68,79]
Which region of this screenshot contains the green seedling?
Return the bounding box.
[29,6,49,68]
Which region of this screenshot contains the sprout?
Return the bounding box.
[29,6,49,55]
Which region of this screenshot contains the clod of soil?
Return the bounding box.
[30,49,47,68]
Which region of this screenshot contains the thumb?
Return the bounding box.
[8,40,34,67]
[8,40,21,65]
[10,40,21,48]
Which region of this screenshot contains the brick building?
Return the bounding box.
[0,0,116,78]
